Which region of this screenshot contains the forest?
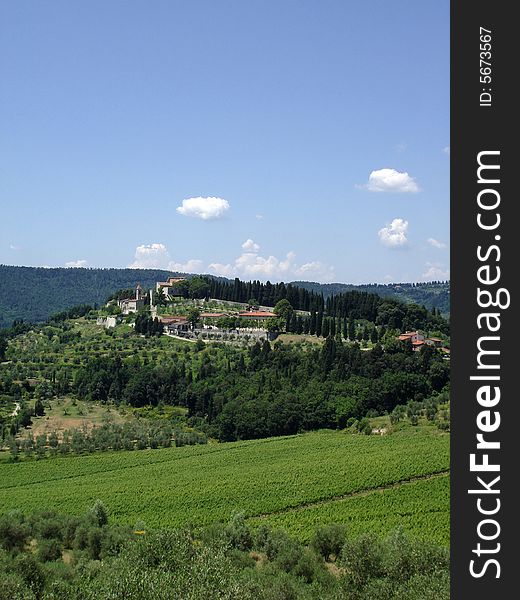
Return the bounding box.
[293,280,450,316]
[70,336,449,442]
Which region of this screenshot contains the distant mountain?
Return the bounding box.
[0,265,450,327]
[291,281,450,316]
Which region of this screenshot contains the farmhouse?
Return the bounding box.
[118,284,145,315]
[398,331,448,353]
[398,331,425,343]
[158,315,190,336]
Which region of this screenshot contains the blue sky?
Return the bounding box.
[0,0,449,284]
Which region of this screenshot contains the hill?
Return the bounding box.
[292,281,450,316]
[0,265,450,326]
[0,265,180,327]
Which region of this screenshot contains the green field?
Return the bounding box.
[0,427,449,545]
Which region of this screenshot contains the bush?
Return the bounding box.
[340,533,384,588]
[0,572,33,600]
[224,513,253,551]
[392,571,450,600]
[255,527,295,562]
[310,523,347,561]
[89,500,108,528]
[0,511,29,553]
[383,529,449,583]
[37,539,62,562]
[29,511,64,542]
[87,528,103,560]
[13,554,46,598]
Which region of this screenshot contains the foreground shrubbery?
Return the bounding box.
[0,505,449,599]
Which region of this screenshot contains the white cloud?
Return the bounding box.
[427,237,446,249]
[242,238,260,253]
[443,146,450,155]
[378,218,409,248]
[176,196,230,220]
[129,243,202,273]
[167,259,203,273]
[294,261,336,282]
[396,142,407,153]
[361,168,419,193]
[234,251,296,279]
[207,262,235,278]
[65,259,88,268]
[208,243,335,283]
[129,240,335,283]
[129,243,170,269]
[422,262,450,281]
[9,244,22,251]
[255,213,264,220]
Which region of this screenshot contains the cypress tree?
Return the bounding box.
[330,318,336,337]
[348,318,356,341]
[322,318,330,338]
[316,311,323,337]
[309,310,317,335]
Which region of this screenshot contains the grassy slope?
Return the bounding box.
[0,427,449,545]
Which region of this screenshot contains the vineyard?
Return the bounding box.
[0,427,449,545]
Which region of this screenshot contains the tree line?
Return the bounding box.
[154,276,449,335]
[7,418,207,461]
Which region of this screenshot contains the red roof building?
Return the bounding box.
[238,311,276,318]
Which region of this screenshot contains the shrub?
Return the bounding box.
[255,527,295,562]
[37,539,62,562]
[13,554,46,598]
[340,533,384,588]
[310,523,348,561]
[0,511,29,553]
[224,513,253,551]
[0,572,33,600]
[89,500,108,528]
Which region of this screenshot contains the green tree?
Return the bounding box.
[348,318,356,341]
[7,437,19,461]
[34,398,45,417]
[0,336,7,362]
[187,308,201,330]
[90,499,109,527]
[273,299,294,324]
[154,287,167,306]
[188,277,210,299]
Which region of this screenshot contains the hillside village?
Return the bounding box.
[95,277,450,355]
[104,278,286,343]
